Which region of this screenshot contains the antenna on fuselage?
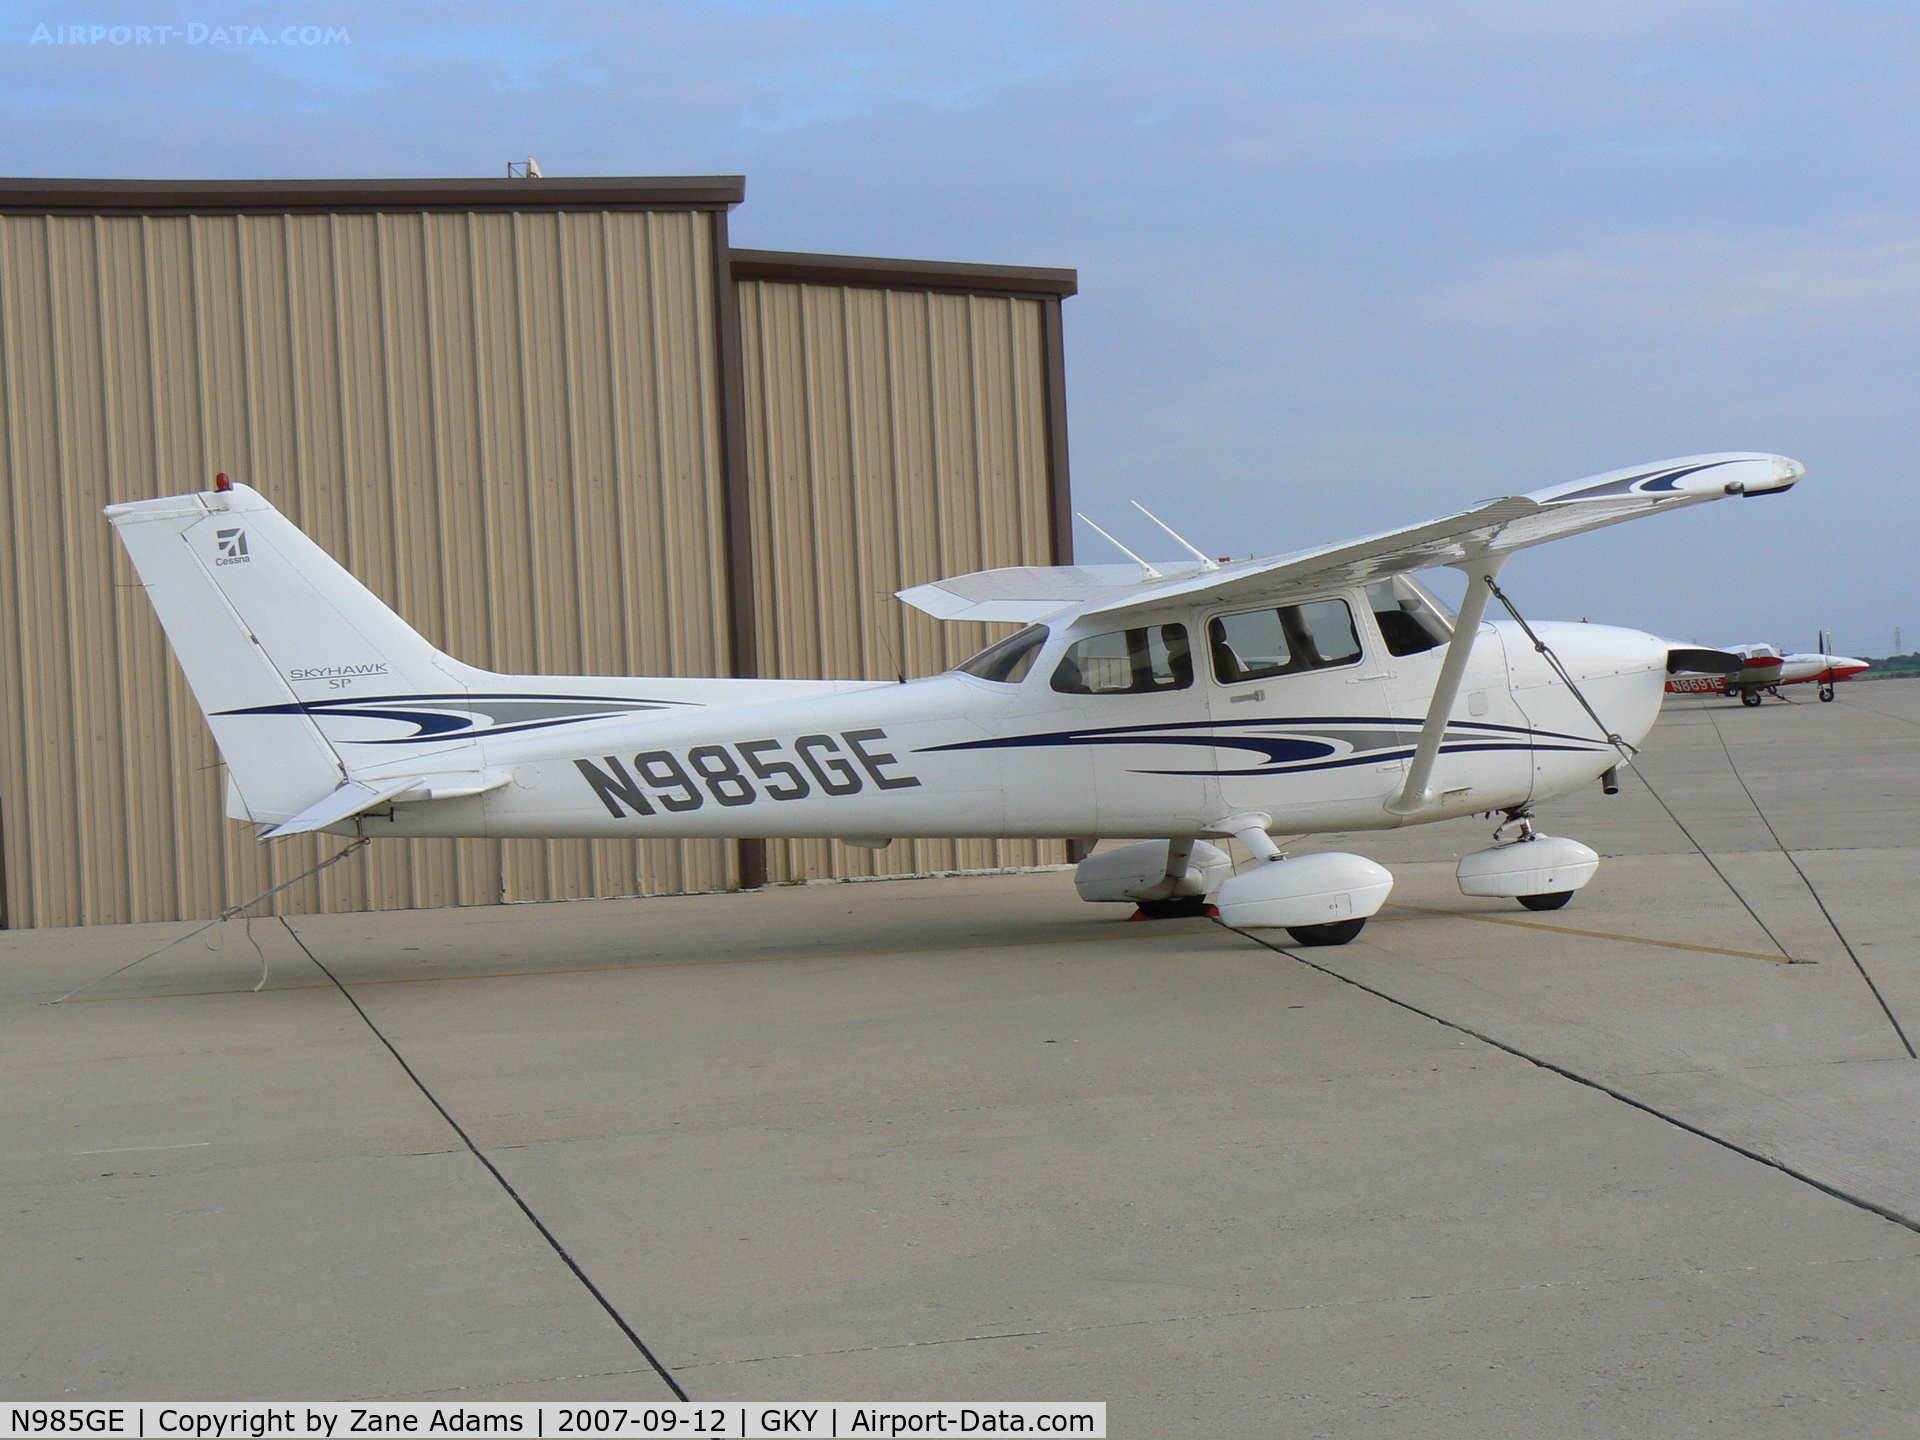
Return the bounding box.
[1130,501,1220,571]
[1075,513,1164,579]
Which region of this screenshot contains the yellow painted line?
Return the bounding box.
[1384,903,1799,965]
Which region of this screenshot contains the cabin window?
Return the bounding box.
[1366,576,1453,657]
[955,624,1049,683]
[1209,599,1362,684]
[1051,624,1193,695]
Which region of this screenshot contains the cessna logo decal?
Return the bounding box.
[576,729,920,817]
[213,528,250,565]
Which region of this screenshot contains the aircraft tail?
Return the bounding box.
[106,481,476,826]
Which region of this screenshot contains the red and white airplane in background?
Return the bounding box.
[1667,632,1869,705]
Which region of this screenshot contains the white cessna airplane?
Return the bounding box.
[107,451,1801,947]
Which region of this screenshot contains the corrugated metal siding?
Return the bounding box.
[738,280,1068,882]
[0,208,737,928]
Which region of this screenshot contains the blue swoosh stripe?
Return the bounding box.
[215,691,695,744]
[1138,741,1605,778]
[919,715,1614,774]
[921,718,1610,752]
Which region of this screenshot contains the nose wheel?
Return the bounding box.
[1820,682,1836,702]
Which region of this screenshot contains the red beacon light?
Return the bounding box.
[213,472,232,492]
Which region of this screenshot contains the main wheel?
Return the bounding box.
[1284,918,1367,946]
[1131,895,1215,920]
[1820,683,1836,702]
[1518,890,1573,912]
[1740,689,1763,707]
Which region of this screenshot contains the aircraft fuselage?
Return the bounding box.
[340,612,1659,844]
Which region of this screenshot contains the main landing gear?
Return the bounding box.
[1075,839,1234,922]
[1129,895,1217,921]
[1283,918,1369,946]
[1740,688,1764,707]
[1079,810,1602,940]
[1210,840,1394,944]
[1456,810,1599,912]
[1074,834,1394,945]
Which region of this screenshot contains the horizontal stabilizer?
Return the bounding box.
[257,776,428,840]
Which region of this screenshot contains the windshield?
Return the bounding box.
[954,625,1049,683]
[1366,576,1454,657]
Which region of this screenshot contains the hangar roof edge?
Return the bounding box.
[730,247,1077,298]
[0,175,747,214]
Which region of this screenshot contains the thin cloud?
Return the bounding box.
[1427,216,1920,328]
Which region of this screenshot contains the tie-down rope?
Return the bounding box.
[43,838,372,1004]
[1699,704,1914,1056]
[1482,576,1804,965]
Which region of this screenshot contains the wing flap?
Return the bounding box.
[896,562,1206,624]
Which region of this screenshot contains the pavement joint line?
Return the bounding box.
[1217,920,1920,1238]
[1384,903,1803,964]
[277,915,692,1402]
[41,920,1224,1004]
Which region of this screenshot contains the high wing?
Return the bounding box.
[897,452,1803,625]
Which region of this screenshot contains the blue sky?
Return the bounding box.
[7,0,1914,653]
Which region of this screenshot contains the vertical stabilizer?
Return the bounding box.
[106,483,474,825]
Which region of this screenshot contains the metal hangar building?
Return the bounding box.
[0,175,1077,928]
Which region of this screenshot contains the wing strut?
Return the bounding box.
[1385,555,1507,816]
[1075,513,1163,578]
[1130,502,1220,571]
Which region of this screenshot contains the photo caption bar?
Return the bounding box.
[2,1405,1104,1440]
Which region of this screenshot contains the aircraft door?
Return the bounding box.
[1204,594,1400,832]
[1041,618,1216,835]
